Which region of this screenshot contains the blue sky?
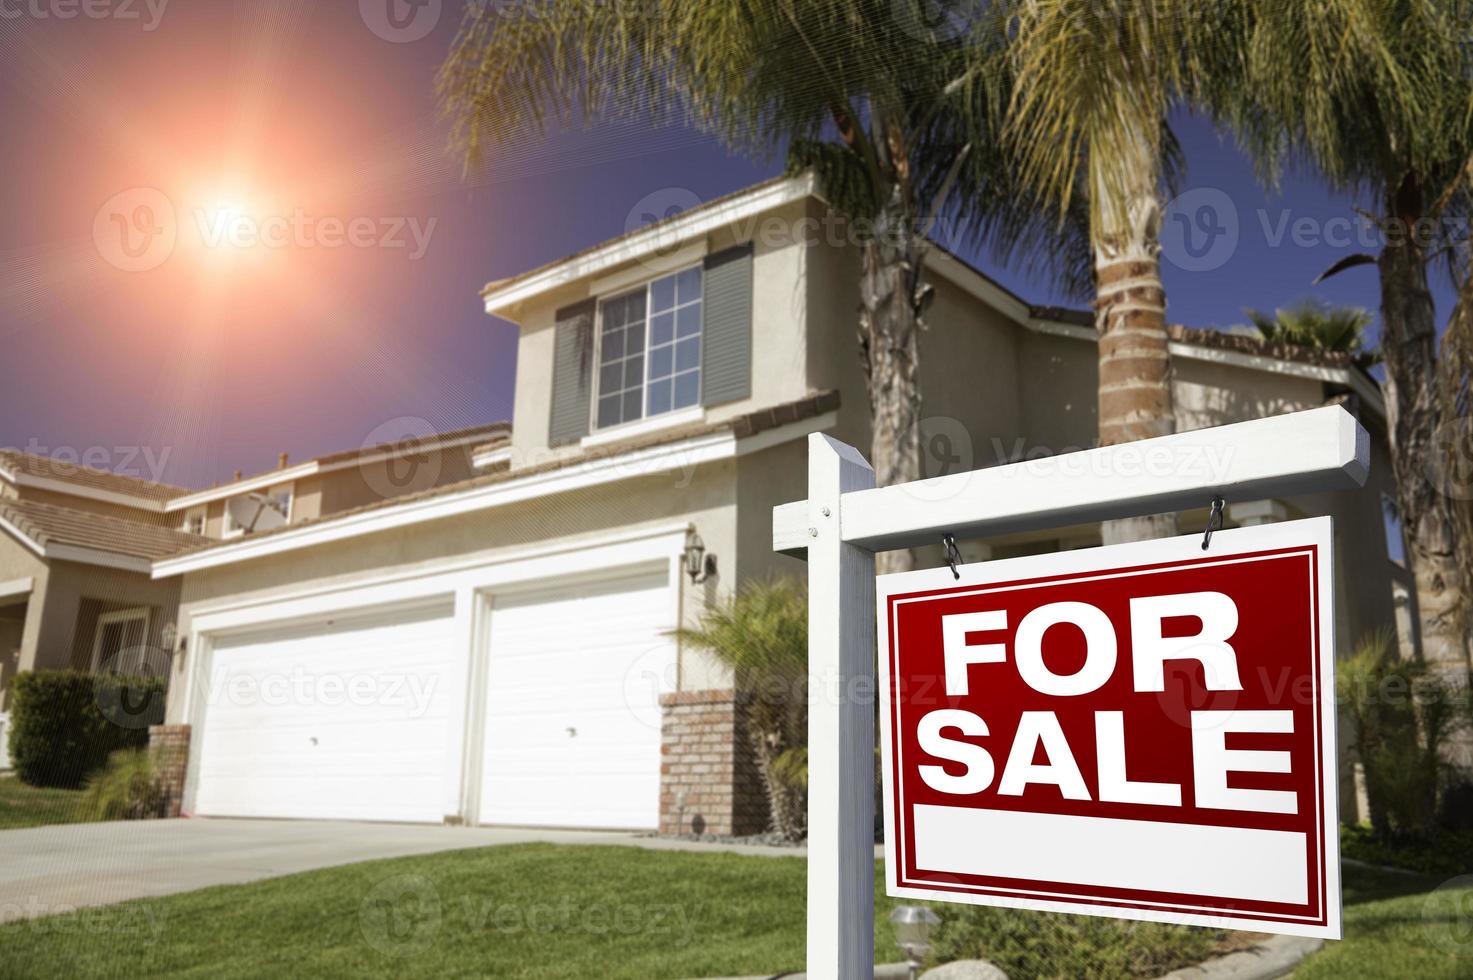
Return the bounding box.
[0,3,1455,489]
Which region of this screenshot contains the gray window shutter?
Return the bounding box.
[548,298,596,446]
[701,243,753,407]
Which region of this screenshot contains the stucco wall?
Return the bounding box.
[506,200,817,468]
[0,538,46,709]
[34,561,181,672]
[167,458,752,723]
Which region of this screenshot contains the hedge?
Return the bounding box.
[8,671,167,788]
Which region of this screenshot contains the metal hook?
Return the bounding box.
[942,533,962,580]
[1201,495,1226,550]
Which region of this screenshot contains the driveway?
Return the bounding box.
[0,819,643,915]
[0,818,812,917]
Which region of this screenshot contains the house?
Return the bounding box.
[0,425,506,766]
[16,175,1401,833]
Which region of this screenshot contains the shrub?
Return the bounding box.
[676,578,808,840]
[8,671,166,789]
[1337,630,1467,837]
[931,902,1222,979]
[79,749,163,821]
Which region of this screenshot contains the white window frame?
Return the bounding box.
[589,263,705,435]
[90,607,151,673]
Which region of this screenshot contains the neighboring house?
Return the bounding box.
[136,175,1404,834]
[0,425,507,767]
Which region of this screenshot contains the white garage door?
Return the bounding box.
[194,601,457,823]
[479,569,675,829]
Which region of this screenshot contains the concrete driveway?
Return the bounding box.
[0,819,646,916]
[0,818,810,918]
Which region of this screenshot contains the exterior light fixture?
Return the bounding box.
[889,905,942,980]
[683,531,717,584]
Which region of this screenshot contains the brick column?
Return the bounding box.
[659,690,766,836]
[148,724,190,819]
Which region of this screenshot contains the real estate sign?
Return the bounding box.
[876,518,1341,939]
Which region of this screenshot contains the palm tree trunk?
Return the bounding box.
[860,182,926,576]
[1093,149,1178,545]
[1377,174,1470,768]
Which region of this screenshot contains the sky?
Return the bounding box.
[0,1,1459,490]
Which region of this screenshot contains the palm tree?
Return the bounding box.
[1227,0,1473,680]
[674,578,809,840]
[436,0,1087,573]
[1000,0,1226,544]
[1244,299,1379,369]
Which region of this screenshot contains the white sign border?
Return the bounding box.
[875,517,1342,940]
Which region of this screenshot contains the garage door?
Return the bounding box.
[194,601,457,823]
[479,569,675,829]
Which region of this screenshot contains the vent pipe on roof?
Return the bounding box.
[278,452,289,469]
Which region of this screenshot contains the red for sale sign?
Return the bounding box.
[877,518,1341,938]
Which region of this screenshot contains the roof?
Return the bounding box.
[0,449,189,504]
[0,497,209,564]
[157,390,840,565]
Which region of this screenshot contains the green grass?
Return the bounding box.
[1294,862,1473,980]
[0,776,92,830]
[0,843,1463,979]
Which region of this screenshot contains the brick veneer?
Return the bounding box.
[659,689,767,836]
[148,724,190,819]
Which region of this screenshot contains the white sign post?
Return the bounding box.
[774,406,1368,979]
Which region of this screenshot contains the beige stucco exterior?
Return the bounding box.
[153,182,1402,825]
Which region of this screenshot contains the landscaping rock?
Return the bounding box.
[922,960,1010,980]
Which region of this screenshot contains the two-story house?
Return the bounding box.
[139,175,1404,836]
[0,424,506,765]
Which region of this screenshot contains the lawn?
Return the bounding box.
[0,776,92,830]
[1293,862,1473,980]
[0,842,1463,979]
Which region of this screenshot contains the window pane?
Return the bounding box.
[626,324,644,355]
[673,371,700,409]
[650,312,673,346]
[650,345,673,379]
[677,267,701,304]
[625,290,646,321]
[624,356,645,389]
[623,388,643,421]
[676,336,700,372]
[602,329,624,361]
[677,304,701,338]
[598,395,622,428]
[647,378,672,416]
[650,275,675,313]
[600,362,622,393]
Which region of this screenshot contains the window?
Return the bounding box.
[90,607,150,673]
[181,507,206,536]
[595,266,702,429]
[224,484,292,537]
